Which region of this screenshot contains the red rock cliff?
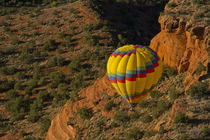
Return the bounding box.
[149,0,209,90]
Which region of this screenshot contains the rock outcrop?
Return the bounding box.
[150,0,209,90]
[45,75,116,140]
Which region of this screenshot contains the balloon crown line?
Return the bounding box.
[111,45,156,57]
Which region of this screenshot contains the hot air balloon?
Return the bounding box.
[107,45,162,107]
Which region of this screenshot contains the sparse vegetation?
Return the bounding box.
[114,110,130,123]
[126,127,144,140]
[0,0,208,139]
[187,81,208,99]
[174,113,189,124]
[78,107,93,120]
[104,100,115,111]
[195,62,206,75]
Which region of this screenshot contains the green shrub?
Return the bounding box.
[24,86,33,95]
[169,86,182,102]
[114,111,130,122]
[157,99,171,112]
[187,81,208,99]
[150,90,162,99]
[139,114,153,123]
[104,100,115,112]
[203,126,210,136]
[6,89,18,99]
[5,96,29,121]
[47,56,64,67]
[78,107,93,120]
[144,130,157,138]
[28,79,38,89]
[68,58,81,73]
[158,126,166,134]
[14,81,23,90]
[84,33,97,47]
[19,53,34,64]
[11,37,20,45]
[69,91,79,102]
[0,66,16,75]
[126,127,144,140]
[195,62,206,75]
[0,80,14,92]
[49,72,66,88]
[15,72,25,80]
[174,113,189,124]
[138,100,149,108]
[160,65,178,81]
[168,2,176,8]
[27,109,39,123]
[40,117,51,135]
[42,39,57,51]
[58,83,68,93]
[180,133,189,140]
[39,77,46,86]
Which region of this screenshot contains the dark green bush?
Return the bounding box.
[15,72,25,80]
[5,96,30,121]
[14,81,23,90]
[150,90,162,99]
[19,53,34,64]
[195,62,206,75]
[158,126,166,134]
[157,99,171,112]
[169,86,181,102]
[168,2,176,8]
[126,127,144,140]
[42,39,57,51]
[174,113,189,124]
[27,109,39,123]
[84,33,97,47]
[104,100,115,112]
[6,89,18,99]
[40,117,51,135]
[49,72,66,88]
[187,81,208,99]
[68,58,81,73]
[11,37,20,45]
[47,56,64,67]
[160,65,178,81]
[139,114,153,123]
[138,100,149,108]
[0,80,14,92]
[114,111,130,123]
[78,107,93,120]
[203,126,210,137]
[0,66,16,75]
[39,77,46,86]
[144,130,157,138]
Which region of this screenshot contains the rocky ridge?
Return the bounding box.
[149,0,209,90]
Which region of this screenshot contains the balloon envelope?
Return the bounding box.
[107,45,162,105]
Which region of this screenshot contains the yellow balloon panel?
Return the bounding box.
[107,45,162,105]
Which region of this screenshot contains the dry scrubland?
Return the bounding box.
[0,0,209,140]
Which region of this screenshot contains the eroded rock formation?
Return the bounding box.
[150,0,209,90]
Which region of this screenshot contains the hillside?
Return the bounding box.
[0,0,170,139]
[46,0,210,140]
[0,0,209,140]
[0,1,113,139]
